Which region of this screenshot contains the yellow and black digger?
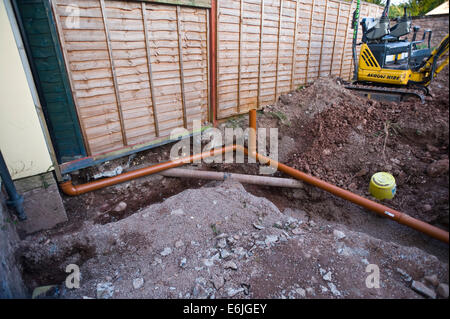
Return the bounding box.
[346,0,449,103]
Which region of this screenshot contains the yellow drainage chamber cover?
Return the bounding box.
[369,172,397,200]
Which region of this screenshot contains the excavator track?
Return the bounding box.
[344,83,426,104]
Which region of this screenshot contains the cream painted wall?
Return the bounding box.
[0,0,53,180]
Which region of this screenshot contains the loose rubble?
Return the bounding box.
[17,181,449,299]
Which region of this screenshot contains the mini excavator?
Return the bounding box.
[346,0,449,103]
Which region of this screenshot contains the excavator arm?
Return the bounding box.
[412,34,449,86]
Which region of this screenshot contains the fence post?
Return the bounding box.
[209,0,217,125]
[141,2,159,137]
[257,0,265,108]
[100,0,127,146]
[330,0,341,76]
[290,0,300,90]
[305,0,316,85]
[275,0,284,102]
[237,0,244,114]
[318,0,329,77]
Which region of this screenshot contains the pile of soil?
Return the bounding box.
[254,68,449,258]
[17,182,448,299]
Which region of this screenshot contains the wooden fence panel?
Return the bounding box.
[217,0,383,119]
[52,0,209,155]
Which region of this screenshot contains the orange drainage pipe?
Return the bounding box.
[247,110,449,244]
[209,0,218,127]
[249,108,257,156]
[60,111,448,243]
[60,145,236,196]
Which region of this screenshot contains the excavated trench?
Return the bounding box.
[16,71,449,298]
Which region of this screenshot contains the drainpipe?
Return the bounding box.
[246,111,448,244]
[59,111,449,244]
[0,151,26,220]
[60,145,237,196]
[159,168,305,188]
[209,0,218,127]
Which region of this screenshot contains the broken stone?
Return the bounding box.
[170,209,184,216]
[273,221,283,229]
[423,204,432,212]
[265,235,279,246]
[96,282,114,299]
[355,168,368,177]
[437,283,449,298]
[192,283,210,299]
[295,288,306,297]
[427,159,449,177]
[94,166,123,179]
[203,258,214,267]
[224,261,238,270]
[241,283,250,295]
[333,229,346,240]
[180,258,187,268]
[396,268,412,282]
[323,271,332,282]
[227,287,244,297]
[216,233,228,239]
[113,202,127,212]
[328,282,341,296]
[153,257,162,265]
[424,274,439,287]
[291,228,303,235]
[227,237,236,245]
[220,249,231,260]
[306,287,315,296]
[426,144,439,153]
[132,278,144,290]
[217,238,227,249]
[292,189,308,200]
[252,223,265,230]
[251,233,260,239]
[211,275,225,290]
[411,280,436,299]
[233,247,247,257]
[175,240,184,248]
[320,285,329,293]
[160,247,172,256]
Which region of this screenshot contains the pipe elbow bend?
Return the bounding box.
[60,181,79,196]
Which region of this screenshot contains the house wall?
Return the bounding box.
[0,0,53,180]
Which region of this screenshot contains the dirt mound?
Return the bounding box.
[17,181,448,299]
[258,72,449,228]
[277,77,366,119]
